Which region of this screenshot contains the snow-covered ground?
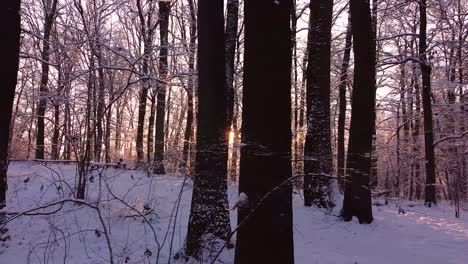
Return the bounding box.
[1,161,467,264]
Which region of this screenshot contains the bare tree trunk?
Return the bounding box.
[0,0,21,217]
[51,103,60,160]
[341,0,376,224]
[303,0,334,208]
[115,104,122,157]
[185,0,231,256]
[36,0,59,159]
[234,1,294,263]
[181,0,196,172]
[77,60,96,199]
[337,10,352,190]
[396,101,401,197]
[153,1,170,174]
[135,0,156,166]
[419,0,437,206]
[135,81,148,164]
[51,63,64,160]
[147,90,156,163]
[105,82,113,163]
[412,60,422,200]
[94,44,106,162]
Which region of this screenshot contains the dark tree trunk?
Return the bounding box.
[77,62,96,199]
[147,91,156,163]
[0,0,21,213]
[105,82,113,163]
[94,45,105,162]
[51,102,60,160]
[51,64,64,160]
[337,11,352,190]
[153,1,170,174]
[36,0,59,159]
[396,102,401,196]
[234,1,294,264]
[136,80,149,165]
[181,0,196,172]
[164,87,172,146]
[412,61,422,200]
[401,61,411,197]
[303,0,334,208]
[419,0,436,206]
[135,0,156,166]
[341,0,375,224]
[184,0,231,257]
[64,84,72,160]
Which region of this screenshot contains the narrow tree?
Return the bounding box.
[36,0,59,159]
[369,0,379,190]
[1,0,21,229]
[184,0,231,257]
[419,0,437,206]
[341,0,375,224]
[337,11,352,189]
[303,0,334,207]
[136,0,157,165]
[147,88,156,163]
[234,1,294,264]
[181,0,196,171]
[153,0,170,174]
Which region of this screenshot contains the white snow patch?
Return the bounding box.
[1,161,467,264]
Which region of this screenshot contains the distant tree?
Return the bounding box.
[369,0,379,190]
[181,0,197,171]
[234,1,294,264]
[0,0,21,224]
[341,0,375,224]
[419,0,437,207]
[135,0,157,165]
[153,0,170,174]
[184,0,231,257]
[303,0,334,208]
[36,0,59,159]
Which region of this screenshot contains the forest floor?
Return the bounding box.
[1,161,467,264]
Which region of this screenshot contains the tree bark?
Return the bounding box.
[234,1,294,263]
[412,60,422,200]
[94,44,105,162]
[153,1,170,174]
[185,0,231,257]
[135,0,157,166]
[51,65,63,160]
[147,90,156,163]
[419,0,437,206]
[303,0,334,208]
[0,0,21,213]
[36,0,59,159]
[341,0,375,224]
